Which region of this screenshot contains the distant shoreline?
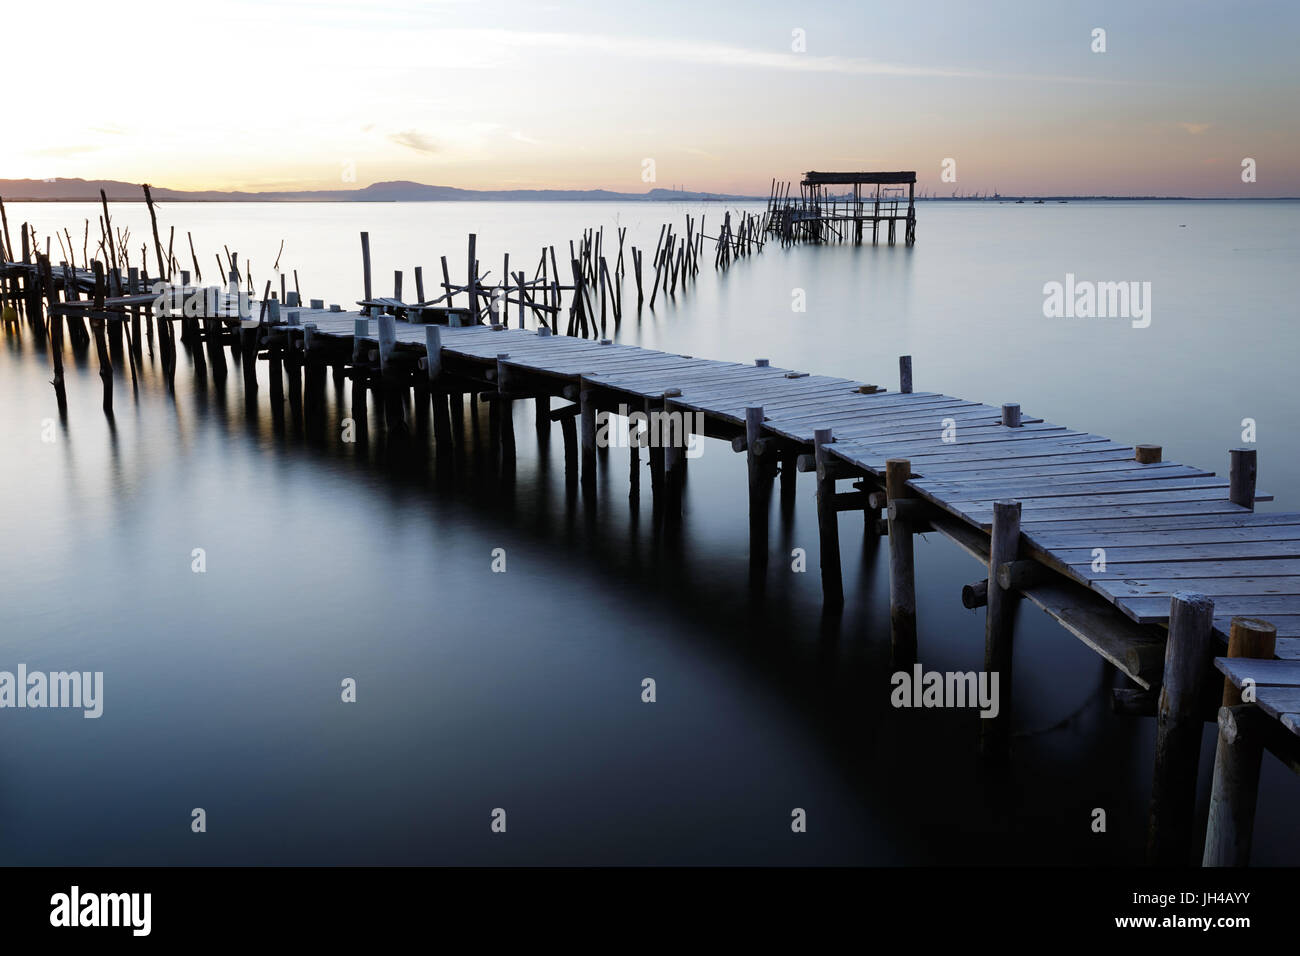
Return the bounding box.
[2,177,1295,203]
[5,195,1297,203]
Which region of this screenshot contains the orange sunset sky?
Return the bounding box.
[4,0,1297,197]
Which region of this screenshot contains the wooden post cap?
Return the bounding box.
[1223,617,1278,706]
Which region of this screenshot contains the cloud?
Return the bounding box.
[450,30,1123,85]
[511,130,543,145]
[676,146,720,161]
[388,130,439,154]
[34,144,100,157]
[1178,122,1211,134]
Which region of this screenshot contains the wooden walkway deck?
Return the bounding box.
[289,304,1296,653]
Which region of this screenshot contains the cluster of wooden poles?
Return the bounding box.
[354,212,767,344]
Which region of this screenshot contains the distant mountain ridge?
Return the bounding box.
[0,178,760,202]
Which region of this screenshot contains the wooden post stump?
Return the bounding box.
[747,405,771,578]
[814,428,844,610]
[1203,617,1277,867]
[1229,448,1257,510]
[1147,592,1216,864]
[981,499,1021,755]
[885,458,916,662]
[580,387,597,493]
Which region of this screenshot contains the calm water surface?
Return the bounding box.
[1,200,1296,864]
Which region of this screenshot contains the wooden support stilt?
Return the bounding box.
[285,332,303,428]
[779,445,798,510]
[580,387,597,491]
[885,458,917,663]
[1203,617,1277,867]
[423,325,441,382]
[628,406,640,499]
[89,262,113,414]
[747,405,770,577]
[535,393,550,439]
[814,428,844,610]
[662,394,685,516]
[376,314,403,434]
[645,396,664,496]
[39,257,68,417]
[349,364,367,444]
[497,353,515,462]
[560,408,578,484]
[1229,448,1257,510]
[981,498,1022,755]
[360,232,373,315]
[268,334,284,422]
[424,325,451,453]
[1147,591,1216,864]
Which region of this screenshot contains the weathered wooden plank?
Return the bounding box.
[808,408,1040,440]
[1027,524,1300,548]
[901,446,1139,474]
[1011,500,1247,525]
[1218,616,1300,639]
[944,481,1230,508]
[921,474,1224,498]
[914,462,1212,488]
[1024,511,1300,534]
[1216,657,1300,688]
[1249,687,1300,716]
[587,363,754,386]
[762,396,975,424]
[1123,594,1300,622]
[1093,576,1300,599]
[1074,559,1300,579]
[835,438,1121,471]
[765,395,977,425]
[1052,540,1300,563]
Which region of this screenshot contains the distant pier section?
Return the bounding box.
[767,171,917,246]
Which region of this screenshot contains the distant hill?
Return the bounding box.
[0,178,760,203]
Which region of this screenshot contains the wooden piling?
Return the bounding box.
[580,387,597,491]
[899,355,913,394]
[814,428,844,610]
[885,458,916,662]
[1202,618,1277,867]
[360,232,373,314]
[981,499,1022,755]
[497,353,516,461]
[747,405,770,576]
[1229,448,1257,510]
[89,262,113,413]
[1147,591,1216,865]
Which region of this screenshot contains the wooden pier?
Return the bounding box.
[767,171,917,246]
[5,217,1298,867]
